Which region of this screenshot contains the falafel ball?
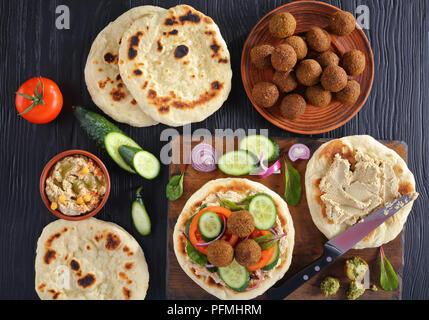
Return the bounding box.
[269,12,296,38]
[283,36,308,60]
[296,59,323,86]
[316,51,340,68]
[329,11,356,36]
[227,210,255,238]
[321,65,348,92]
[341,49,366,76]
[250,44,274,69]
[207,240,234,267]
[336,80,361,104]
[305,85,332,107]
[234,239,262,267]
[271,44,297,71]
[272,70,298,93]
[305,27,331,52]
[252,82,279,108]
[280,93,306,120]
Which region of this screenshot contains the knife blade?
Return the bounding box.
[267,193,417,300]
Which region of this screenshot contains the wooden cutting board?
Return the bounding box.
[166,136,406,300]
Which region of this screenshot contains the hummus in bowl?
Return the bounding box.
[40,150,110,221]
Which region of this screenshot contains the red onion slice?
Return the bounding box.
[246,269,263,291]
[205,264,215,268]
[270,228,278,235]
[191,143,218,172]
[288,143,310,162]
[258,160,281,179]
[196,215,226,247]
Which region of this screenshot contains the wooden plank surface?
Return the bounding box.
[0,0,428,300]
[167,136,406,300]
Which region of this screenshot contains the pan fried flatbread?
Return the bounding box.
[173,178,294,300]
[305,135,417,249]
[35,218,149,300]
[118,4,232,127]
[85,6,165,127]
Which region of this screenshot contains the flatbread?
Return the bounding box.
[305,135,416,249]
[35,218,149,300]
[118,4,232,127]
[84,6,165,127]
[173,178,295,300]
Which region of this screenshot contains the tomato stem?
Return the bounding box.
[17,77,45,116]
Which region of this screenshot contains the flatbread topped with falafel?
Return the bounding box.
[173,178,295,300]
[305,135,418,249]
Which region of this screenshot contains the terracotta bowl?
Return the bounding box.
[241,0,374,134]
[39,149,111,221]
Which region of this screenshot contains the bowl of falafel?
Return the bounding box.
[241,0,374,134]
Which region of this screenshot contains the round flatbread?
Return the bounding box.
[85,6,165,127]
[173,178,295,300]
[35,218,149,300]
[118,4,232,127]
[305,135,417,249]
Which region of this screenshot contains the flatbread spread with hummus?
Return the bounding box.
[35,218,149,300]
[305,135,417,249]
[173,178,294,300]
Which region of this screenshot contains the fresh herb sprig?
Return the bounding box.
[283,153,302,206]
[166,164,188,201]
[379,246,399,291]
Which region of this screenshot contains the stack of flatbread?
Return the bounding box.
[85,4,232,127]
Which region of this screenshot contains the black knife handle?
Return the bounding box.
[267,244,343,300]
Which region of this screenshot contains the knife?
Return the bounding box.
[267,193,416,300]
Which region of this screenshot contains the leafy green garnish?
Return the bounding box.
[379,246,398,291]
[283,155,302,206]
[253,234,277,250]
[166,165,187,201]
[238,195,256,205]
[219,198,245,211]
[186,240,208,266]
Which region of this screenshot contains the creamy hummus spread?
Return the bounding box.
[187,190,287,287]
[45,156,106,216]
[319,151,400,225]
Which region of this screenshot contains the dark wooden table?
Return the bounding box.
[0,0,428,300]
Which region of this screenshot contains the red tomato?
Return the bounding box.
[15,77,63,124]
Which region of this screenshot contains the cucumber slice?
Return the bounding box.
[118,145,160,179]
[132,187,151,236]
[198,211,222,240]
[217,150,257,176]
[218,259,250,292]
[262,241,280,270]
[239,135,280,162]
[249,194,277,230]
[104,132,140,173]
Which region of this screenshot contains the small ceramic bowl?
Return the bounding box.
[40,149,111,221]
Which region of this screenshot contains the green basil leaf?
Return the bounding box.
[184,215,195,239]
[284,157,302,206]
[166,174,184,201]
[186,240,208,266]
[380,248,398,291]
[253,234,277,250]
